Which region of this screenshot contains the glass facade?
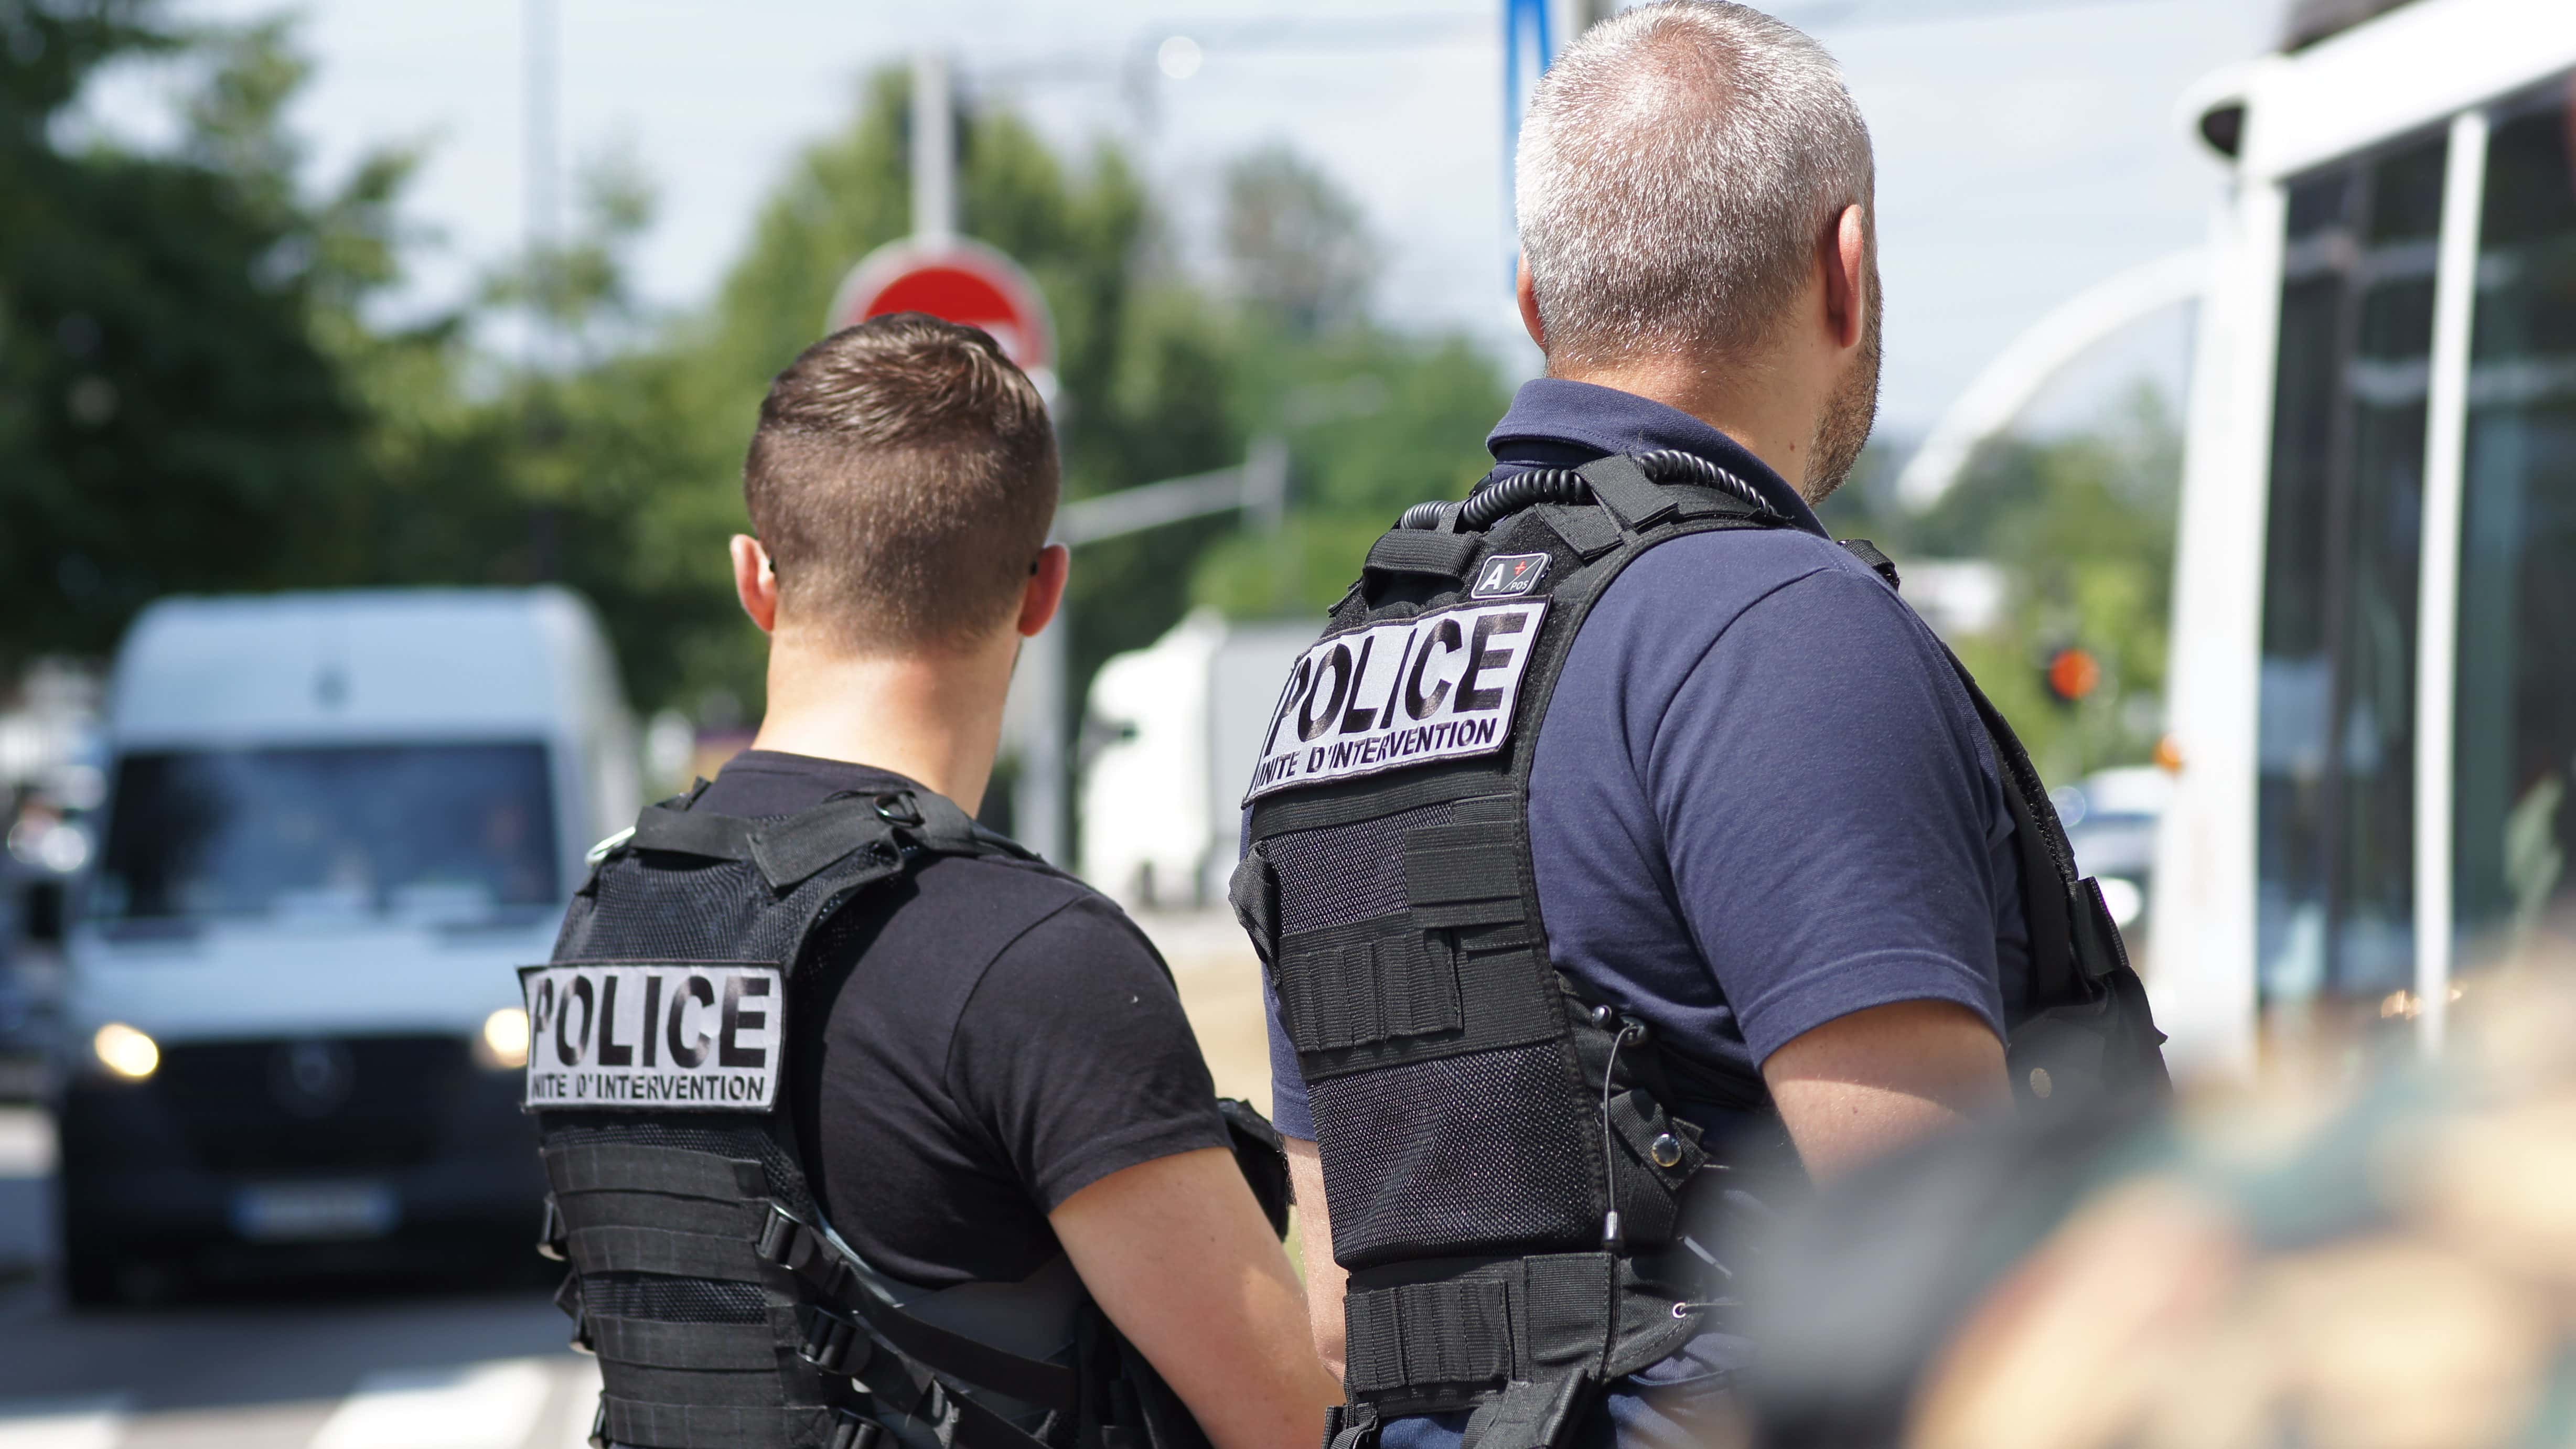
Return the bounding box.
[2454,82,2576,978]
[2257,132,2449,1006]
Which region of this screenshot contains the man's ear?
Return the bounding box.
[1822,204,1869,352]
[731,534,779,636]
[1516,255,1548,352]
[1017,543,1071,639]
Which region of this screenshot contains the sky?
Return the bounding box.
[77,0,2280,441]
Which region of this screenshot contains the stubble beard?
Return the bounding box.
[1801,271,1884,506]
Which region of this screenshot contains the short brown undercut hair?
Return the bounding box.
[744,314,1059,652]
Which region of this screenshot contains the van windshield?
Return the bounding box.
[92,743,559,924]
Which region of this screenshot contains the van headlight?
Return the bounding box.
[93,1022,160,1080]
[476,1008,530,1070]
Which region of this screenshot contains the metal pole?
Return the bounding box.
[523,0,560,367]
[2411,109,2490,1059]
[912,51,956,242]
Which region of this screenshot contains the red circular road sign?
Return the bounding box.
[827,238,1056,380]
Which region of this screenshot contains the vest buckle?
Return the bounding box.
[827,1409,885,1449]
[757,1203,806,1268]
[535,1195,567,1262]
[799,1304,873,1375]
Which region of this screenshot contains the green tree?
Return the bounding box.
[1189,148,1509,620]
[0,2,405,661]
[1221,144,1379,338]
[568,68,1263,722]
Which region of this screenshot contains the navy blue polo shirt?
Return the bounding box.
[1262,377,2030,1143]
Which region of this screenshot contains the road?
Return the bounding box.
[0,1107,596,1449]
[0,909,1266,1449]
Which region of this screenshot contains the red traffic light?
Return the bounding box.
[2046,647,2102,703]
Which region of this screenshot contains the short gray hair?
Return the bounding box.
[1516,2,1874,368]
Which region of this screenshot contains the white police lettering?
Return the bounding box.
[517,962,782,1112]
[1245,599,1548,801]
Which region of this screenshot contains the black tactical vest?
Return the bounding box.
[1229,453,2168,1449]
[532,786,1265,1449]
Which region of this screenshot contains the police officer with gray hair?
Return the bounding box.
[1229,7,2165,1449]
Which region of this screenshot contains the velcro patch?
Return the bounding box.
[1246,599,1548,802]
[520,962,783,1112]
[1469,552,1550,598]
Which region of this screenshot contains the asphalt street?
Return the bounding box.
[0,1108,598,1449]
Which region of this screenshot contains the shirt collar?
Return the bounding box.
[1483,377,1828,537]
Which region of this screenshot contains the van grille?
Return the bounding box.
[155,1036,468,1174]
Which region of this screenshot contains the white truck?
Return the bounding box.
[1081,610,1318,909]
[57,588,636,1303]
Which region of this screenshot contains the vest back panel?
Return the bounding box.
[1238,475,1769,1275]
[534,799,1110,1449]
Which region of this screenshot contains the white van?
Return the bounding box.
[57,588,637,1303]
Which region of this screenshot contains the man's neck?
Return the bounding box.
[748,630,1015,814]
[1553,356,1814,497]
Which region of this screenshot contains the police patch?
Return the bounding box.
[1245,598,1548,801]
[519,962,782,1112]
[1470,552,1550,598]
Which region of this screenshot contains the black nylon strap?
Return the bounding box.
[544,1144,766,1203]
[1227,844,1281,968]
[1573,456,1673,532]
[567,1223,767,1284]
[762,1214,1081,1413]
[944,1380,1061,1449]
[1519,1254,1616,1379]
[1275,928,1463,1051]
[1532,503,1620,561]
[591,1314,785,1372]
[629,789,1028,893]
[1365,528,1482,584]
[747,800,905,892]
[602,1396,846,1449]
[846,1289,1078,1414]
[1838,538,1902,591]
[1344,1278,1516,1395]
[904,791,1027,860]
[1403,826,1526,929]
[1937,650,2083,1004]
[630,806,760,862]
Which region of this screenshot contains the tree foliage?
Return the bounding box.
[1820,387,2183,782]
[14,10,2185,800]
[0,2,393,657]
[0,17,1510,743]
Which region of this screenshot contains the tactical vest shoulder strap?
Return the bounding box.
[622,787,1031,894]
[1834,539,2171,1107]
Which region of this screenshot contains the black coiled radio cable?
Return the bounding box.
[1394,449,1769,533]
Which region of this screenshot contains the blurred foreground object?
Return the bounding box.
[2150,0,2576,1079]
[1751,968,2576,1449]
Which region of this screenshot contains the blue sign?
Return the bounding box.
[1502,0,1557,283]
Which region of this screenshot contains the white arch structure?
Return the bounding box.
[1893,249,2212,510]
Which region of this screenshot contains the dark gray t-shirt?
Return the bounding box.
[1263,379,2030,1141]
[702,751,1230,1289]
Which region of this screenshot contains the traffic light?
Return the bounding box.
[2043,646,2102,707]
